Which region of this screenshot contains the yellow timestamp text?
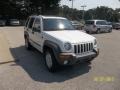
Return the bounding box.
[93,76,115,82]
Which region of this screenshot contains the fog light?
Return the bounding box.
[64,60,68,65]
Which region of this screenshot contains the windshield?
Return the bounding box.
[43,19,75,31]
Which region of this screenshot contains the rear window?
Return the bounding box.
[85,21,94,25]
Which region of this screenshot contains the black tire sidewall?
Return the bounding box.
[25,38,31,50]
[44,49,58,72]
[96,29,100,34]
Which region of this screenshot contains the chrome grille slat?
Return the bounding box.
[78,45,80,54]
[82,44,84,53]
[87,43,89,51]
[79,44,81,53]
[76,44,78,54]
[74,43,93,54]
[84,44,86,52]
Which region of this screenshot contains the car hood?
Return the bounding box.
[44,30,95,43]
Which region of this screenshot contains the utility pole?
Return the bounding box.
[81,5,87,20]
[69,0,74,9]
[69,0,74,20]
[72,0,73,9]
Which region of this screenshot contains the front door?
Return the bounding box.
[32,17,44,52]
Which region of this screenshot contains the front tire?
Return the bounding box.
[44,49,59,72]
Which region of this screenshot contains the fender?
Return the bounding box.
[43,40,61,63]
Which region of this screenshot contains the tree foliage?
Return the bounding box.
[59,5,120,22]
[0,0,120,22]
[0,0,60,19]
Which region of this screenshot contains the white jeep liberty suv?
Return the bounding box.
[24,15,99,72]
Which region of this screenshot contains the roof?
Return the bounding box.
[29,15,66,19]
[86,19,107,21]
[41,15,66,19]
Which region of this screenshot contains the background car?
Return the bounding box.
[71,20,84,30]
[0,19,6,26]
[112,22,120,30]
[84,20,112,34]
[107,22,112,25]
[7,19,20,26]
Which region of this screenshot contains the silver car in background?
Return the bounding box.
[85,20,112,34]
[71,21,84,30]
[9,19,20,26]
[112,22,120,30]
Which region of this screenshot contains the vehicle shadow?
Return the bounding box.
[9,46,91,83]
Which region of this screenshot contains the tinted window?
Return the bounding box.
[96,21,107,25]
[43,19,74,31]
[85,21,94,25]
[33,18,40,28]
[28,17,35,28]
[25,18,30,27]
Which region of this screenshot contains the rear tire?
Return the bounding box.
[86,31,92,34]
[108,29,112,33]
[25,37,32,50]
[86,31,89,33]
[96,29,100,34]
[44,49,59,72]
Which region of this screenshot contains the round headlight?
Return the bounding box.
[64,42,72,50]
[94,39,97,45]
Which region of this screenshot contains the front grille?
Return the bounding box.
[74,43,93,54]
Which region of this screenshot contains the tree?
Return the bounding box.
[84,6,120,22]
[0,0,61,19]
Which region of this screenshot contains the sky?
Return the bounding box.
[60,0,120,10]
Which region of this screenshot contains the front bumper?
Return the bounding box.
[58,49,99,65]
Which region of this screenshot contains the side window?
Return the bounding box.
[96,21,107,25]
[33,18,41,32]
[25,18,29,27]
[28,17,35,29]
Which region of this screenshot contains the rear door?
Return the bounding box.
[27,17,35,43]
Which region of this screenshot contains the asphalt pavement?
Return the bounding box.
[0,27,120,90]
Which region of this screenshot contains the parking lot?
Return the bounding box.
[0,27,120,90]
